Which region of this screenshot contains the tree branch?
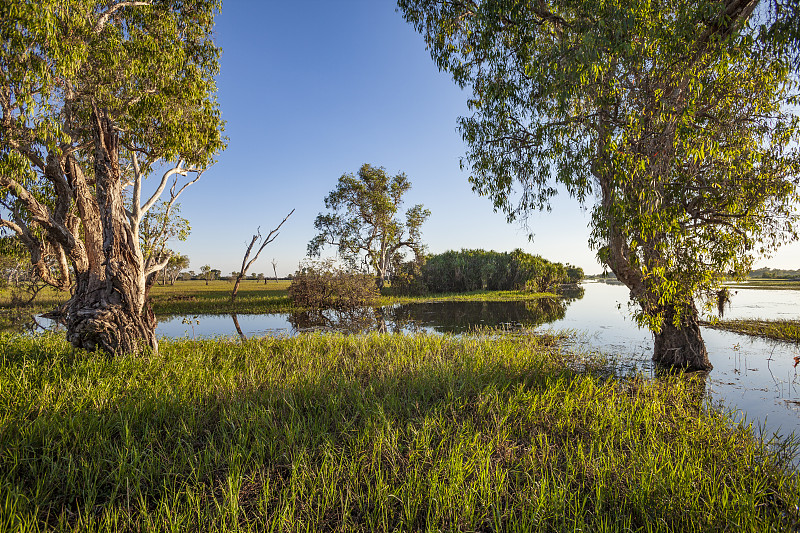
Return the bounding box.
[94,1,152,34]
[231,209,294,302]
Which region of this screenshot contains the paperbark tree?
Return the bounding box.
[399,0,800,371]
[200,265,212,286]
[0,0,225,354]
[309,164,430,289]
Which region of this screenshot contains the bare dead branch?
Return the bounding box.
[231,209,295,302]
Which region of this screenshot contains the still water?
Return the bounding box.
[155,282,800,436]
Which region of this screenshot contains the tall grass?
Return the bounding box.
[705,318,800,343]
[1,332,797,532]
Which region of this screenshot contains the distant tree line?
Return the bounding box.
[749,268,800,280]
[392,249,583,295]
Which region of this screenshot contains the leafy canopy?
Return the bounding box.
[399,0,800,328]
[1,0,224,172]
[309,164,430,283]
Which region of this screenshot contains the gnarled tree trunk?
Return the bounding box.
[652,304,711,372]
[63,111,157,354]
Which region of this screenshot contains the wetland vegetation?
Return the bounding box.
[2,332,798,532]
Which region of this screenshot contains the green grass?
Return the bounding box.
[724,279,800,290]
[1,332,798,532]
[150,280,293,315]
[0,286,69,310]
[704,318,800,343]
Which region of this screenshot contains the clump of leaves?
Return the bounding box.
[288,259,378,311]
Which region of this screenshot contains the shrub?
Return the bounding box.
[389,259,428,296]
[416,249,571,294]
[288,259,379,310]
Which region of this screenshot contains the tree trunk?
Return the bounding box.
[66,277,158,353]
[652,304,712,372]
[64,111,157,355]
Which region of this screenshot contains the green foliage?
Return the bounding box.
[418,249,570,294]
[749,267,800,280]
[309,164,430,287]
[398,0,800,334]
[760,0,800,71]
[0,236,32,289]
[0,0,224,289]
[565,264,585,284]
[388,257,428,295]
[139,201,191,269]
[0,333,798,531]
[0,0,224,172]
[288,259,379,311]
[161,252,189,285]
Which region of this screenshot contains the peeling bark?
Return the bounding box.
[64,109,157,354]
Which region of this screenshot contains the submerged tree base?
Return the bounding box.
[1,332,797,531]
[651,304,713,372]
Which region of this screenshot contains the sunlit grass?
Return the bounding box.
[1,332,797,532]
[379,289,559,306]
[705,318,800,343]
[150,280,293,315]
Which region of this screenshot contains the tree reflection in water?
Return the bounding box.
[0,310,59,335]
[287,293,582,334]
[288,307,380,334]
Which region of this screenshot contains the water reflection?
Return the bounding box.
[386,298,568,333]
[282,296,574,335]
[0,309,59,335]
[288,307,380,333]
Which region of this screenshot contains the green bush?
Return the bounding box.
[389,259,428,296]
[288,259,378,310]
[408,249,573,294]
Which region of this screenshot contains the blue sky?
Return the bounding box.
[170,1,800,277]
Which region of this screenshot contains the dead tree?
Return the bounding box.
[231,210,294,303]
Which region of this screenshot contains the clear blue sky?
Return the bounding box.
[171,0,800,277]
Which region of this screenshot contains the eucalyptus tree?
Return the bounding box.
[0,1,224,354]
[162,252,189,286]
[398,0,800,370]
[309,164,431,289]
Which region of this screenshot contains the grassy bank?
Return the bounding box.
[380,288,560,306]
[1,332,797,532]
[0,280,561,318]
[704,318,800,343]
[150,280,293,315]
[725,279,800,290]
[153,281,561,315]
